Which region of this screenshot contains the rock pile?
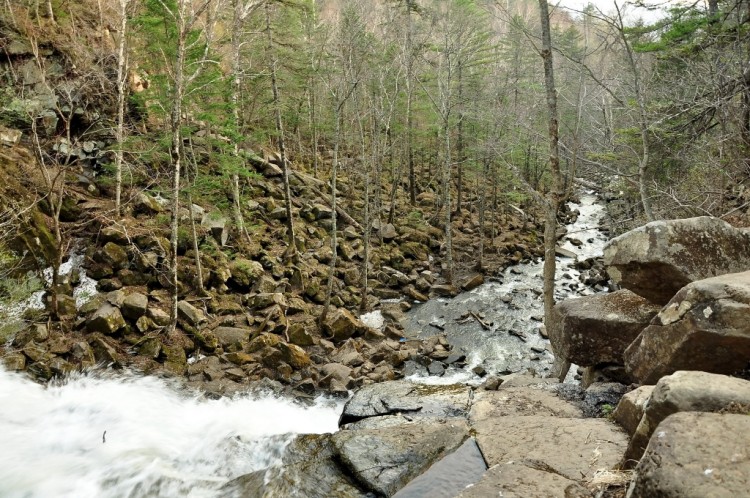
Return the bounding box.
[550,216,750,385]
[549,216,750,494]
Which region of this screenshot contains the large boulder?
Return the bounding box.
[629,412,750,498]
[549,289,660,367]
[623,370,750,466]
[624,271,750,384]
[331,419,469,497]
[602,216,750,304]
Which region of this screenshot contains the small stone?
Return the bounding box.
[472,365,487,377]
[87,303,126,334]
[134,192,163,214]
[71,341,95,364]
[91,337,123,366]
[135,315,153,333]
[225,367,246,382]
[461,274,484,291]
[177,300,206,327]
[138,337,161,359]
[225,352,255,365]
[122,292,148,320]
[428,361,446,376]
[2,353,26,371]
[148,308,171,327]
[482,375,503,390]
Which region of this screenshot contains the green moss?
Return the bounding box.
[17,207,58,266]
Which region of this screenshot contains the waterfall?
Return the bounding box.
[0,367,343,498]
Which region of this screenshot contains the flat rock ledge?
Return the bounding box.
[228,378,630,497]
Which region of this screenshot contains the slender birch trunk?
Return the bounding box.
[115,0,130,218]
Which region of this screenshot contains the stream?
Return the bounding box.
[0,191,608,497]
[402,191,609,383]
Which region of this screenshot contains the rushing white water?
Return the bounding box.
[0,367,344,498]
[404,191,609,382]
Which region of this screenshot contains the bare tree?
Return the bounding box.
[153,0,215,330]
[537,0,565,380]
[230,0,262,242]
[265,1,298,260]
[114,0,132,218]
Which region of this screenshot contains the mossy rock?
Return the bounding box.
[17,207,58,266]
[229,258,265,289]
[400,241,430,262]
[102,242,129,270]
[161,344,187,375]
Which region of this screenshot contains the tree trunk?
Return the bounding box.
[616,1,654,221]
[114,0,129,218]
[266,2,297,258]
[456,62,464,214]
[320,107,341,326]
[230,0,249,243]
[477,156,488,270]
[406,0,416,205]
[354,91,371,312]
[168,4,187,332]
[538,0,566,381]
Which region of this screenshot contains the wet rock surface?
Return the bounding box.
[393,438,487,498]
[339,380,472,426]
[223,434,372,498]
[456,462,576,498]
[332,419,470,496]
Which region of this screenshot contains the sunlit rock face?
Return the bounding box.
[603,216,750,305]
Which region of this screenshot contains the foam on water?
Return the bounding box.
[0,367,344,498]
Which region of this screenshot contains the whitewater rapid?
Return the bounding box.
[0,367,343,498]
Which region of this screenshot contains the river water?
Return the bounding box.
[402,191,609,382]
[0,192,607,497]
